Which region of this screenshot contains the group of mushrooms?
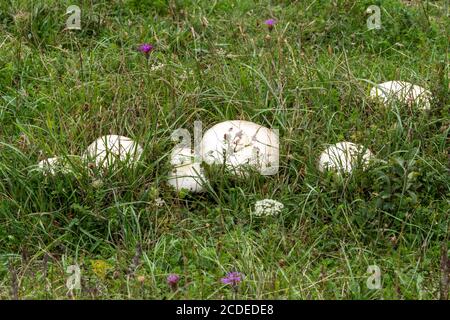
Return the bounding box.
[38,80,433,192]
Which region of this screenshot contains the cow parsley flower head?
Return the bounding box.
[155,197,165,207]
[253,199,284,216]
[150,62,165,72]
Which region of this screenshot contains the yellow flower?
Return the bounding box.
[91,260,112,279]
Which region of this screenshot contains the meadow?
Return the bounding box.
[0,0,448,299]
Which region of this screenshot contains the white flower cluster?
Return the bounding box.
[150,63,165,72]
[253,199,284,217]
[155,197,165,207]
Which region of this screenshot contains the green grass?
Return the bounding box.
[0,0,449,299]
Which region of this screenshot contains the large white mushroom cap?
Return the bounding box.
[318,141,374,174]
[200,120,279,176]
[83,135,143,169]
[168,147,206,192]
[370,81,432,110]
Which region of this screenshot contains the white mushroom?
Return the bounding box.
[200,120,279,176]
[318,141,374,174]
[37,156,76,176]
[170,146,195,166]
[370,81,432,110]
[83,135,143,169]
[168,147,206,192]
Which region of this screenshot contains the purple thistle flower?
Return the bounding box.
[167,274,180,287]
[221,272,243,286]
[264,19,276,31]
[138,43,154,56]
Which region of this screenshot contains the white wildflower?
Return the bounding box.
[216,48,227,56]
[150,63,165,72]
[253,199,284,217]
[155,197,165,207]
[179,69,194,80]
[91,179,103,189]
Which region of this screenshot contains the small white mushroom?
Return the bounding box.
[170,146,195,166]
[200,120,279,176]
[318,141,374,174]
[168,147,207,193]
[370,81,432,110]
[83,135,143,169]
[37,156,76,176]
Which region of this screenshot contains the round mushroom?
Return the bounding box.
[200,120,279,176]
[318,141,374,174]
[370,81,432,110]
[36,156,77,176]
[168,147,206,193]
[83,135,143,169]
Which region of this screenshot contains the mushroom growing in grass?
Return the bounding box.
[167,147,207,193]
[318,141,374,174]
[200,120,279,176]
[83,135,143,170]
[37,156,77,176]
[370,81,432,110]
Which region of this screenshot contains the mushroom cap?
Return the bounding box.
[168,162,206,193]
[37,156,77,176]
[200,120,279,176]
[168,147,206,193]
[170,146,195,166]
[370,81,432,110]
[83,135,143,169]
[318,141,374,174]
